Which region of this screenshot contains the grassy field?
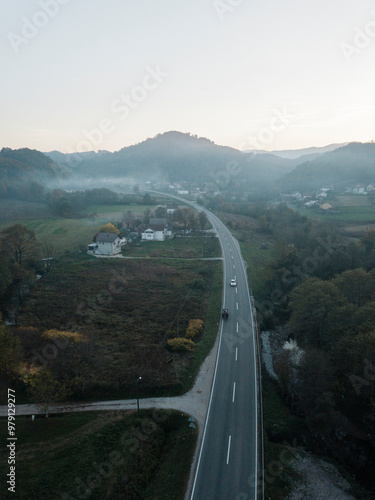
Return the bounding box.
[124,234,221,259]
[84,203,153,216]
[0,217,109,253]
[16,253,222,400]
[334,195,371,207]
[299,205,375,222]
[0,410,197,500]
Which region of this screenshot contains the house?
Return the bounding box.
[353,185,366,195]
[141,225,169,241]
[87,232,126,255]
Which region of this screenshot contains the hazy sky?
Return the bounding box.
[1,0,375,153]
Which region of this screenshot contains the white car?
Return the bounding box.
[230,279,237,287]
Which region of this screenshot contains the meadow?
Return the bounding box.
[0,410,196,499]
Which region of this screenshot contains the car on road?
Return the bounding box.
[230,278,236,287]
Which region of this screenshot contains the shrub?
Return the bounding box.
[42,329,87,343]
[186,319,204,340]
[167,338,195,353]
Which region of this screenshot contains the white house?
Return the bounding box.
[142,225,168,241]
[88,232,126,255]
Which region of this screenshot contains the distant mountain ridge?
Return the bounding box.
[62,131,299,185]
[278,142,375,191]
[245,143,348,159]
[1,134,375,197]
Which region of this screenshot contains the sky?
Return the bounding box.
[1,0,375,153]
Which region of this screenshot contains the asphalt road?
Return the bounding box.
[190,207,258,500]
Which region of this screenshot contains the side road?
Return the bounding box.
[0,333,220,499]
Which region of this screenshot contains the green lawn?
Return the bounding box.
[84,203,152,215]
[0,410,197,500]
[0,218,108,253]
[299,206,375,222]
[124,234,221,259]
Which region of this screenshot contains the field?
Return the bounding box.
[17,253,222,400]
[334,195,371,207]
[301,205,375,222]
[84,203,153,217]
[0,410,197,499]
[124,234,220,259]
[0,217,110,253]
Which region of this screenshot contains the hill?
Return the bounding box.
[70,131,298,186]
[0,148,65,198]
[278,142,375,192]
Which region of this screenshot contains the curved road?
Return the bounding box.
[0,195,259,500]
[189,205,258,500]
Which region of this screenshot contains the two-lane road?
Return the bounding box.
[190,209,258,500]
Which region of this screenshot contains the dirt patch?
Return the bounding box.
[288,454,356,500]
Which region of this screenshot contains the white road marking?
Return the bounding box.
[236,302,238,310]
[231,255,234,259]
[233,265,235,269]
[232,382,236,403]
[236,322,239,333]
[236,288,238,294]
[226,435,232,464]
[235,347,238,361]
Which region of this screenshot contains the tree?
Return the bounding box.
[332,268,374,307]
[361,229,375,254]
[143,193,154,205]
[289,277,348,349]
[0,256,12,298]
[155,206,167,218]
[0,224,41,267]
[174,207,197,230]
[26,369,70,417]
[198,211,209,230]
[143,207,152,223]
[98,223,120,234]
[41,242,57,272]
[0,325,23,376]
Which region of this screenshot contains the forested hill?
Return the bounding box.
[71,131,298,184]
[0,148,64,196]
[278,142,375,192]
